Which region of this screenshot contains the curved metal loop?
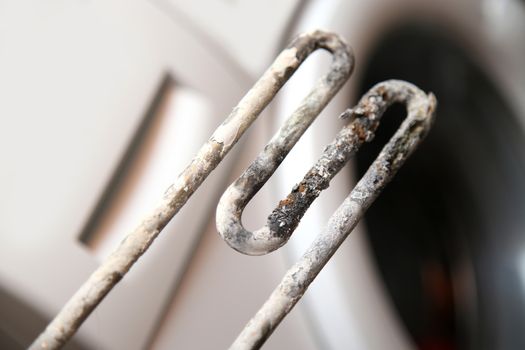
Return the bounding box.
[217,80,436,256]
[212,31,354,256]
[29,30,353,350]
[208,29,353,160]
[229,80,436,350]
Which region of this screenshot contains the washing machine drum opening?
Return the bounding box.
[356,25,525,350]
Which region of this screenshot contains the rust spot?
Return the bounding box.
[279,196,294,207]
[377,85,388,99]
[352,123,368,142]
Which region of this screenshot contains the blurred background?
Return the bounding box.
[1,0,524,349]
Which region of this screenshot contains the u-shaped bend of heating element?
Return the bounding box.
[212,30,354,255]
[217,80,436,256]
[29,30,353,350]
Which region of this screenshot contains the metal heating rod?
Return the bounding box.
[221,80,436,349]
[30,30,436,350]
[30,30,353,350]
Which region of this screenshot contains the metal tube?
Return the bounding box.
[227,80,436,349]
[29,31,354,350]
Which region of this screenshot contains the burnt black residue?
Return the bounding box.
[267,178,324,239]
[266,104,381,239]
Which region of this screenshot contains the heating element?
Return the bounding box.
[30,30,436,350]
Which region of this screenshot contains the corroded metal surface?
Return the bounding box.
[227,80,436,349]
[29,31,354,350]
